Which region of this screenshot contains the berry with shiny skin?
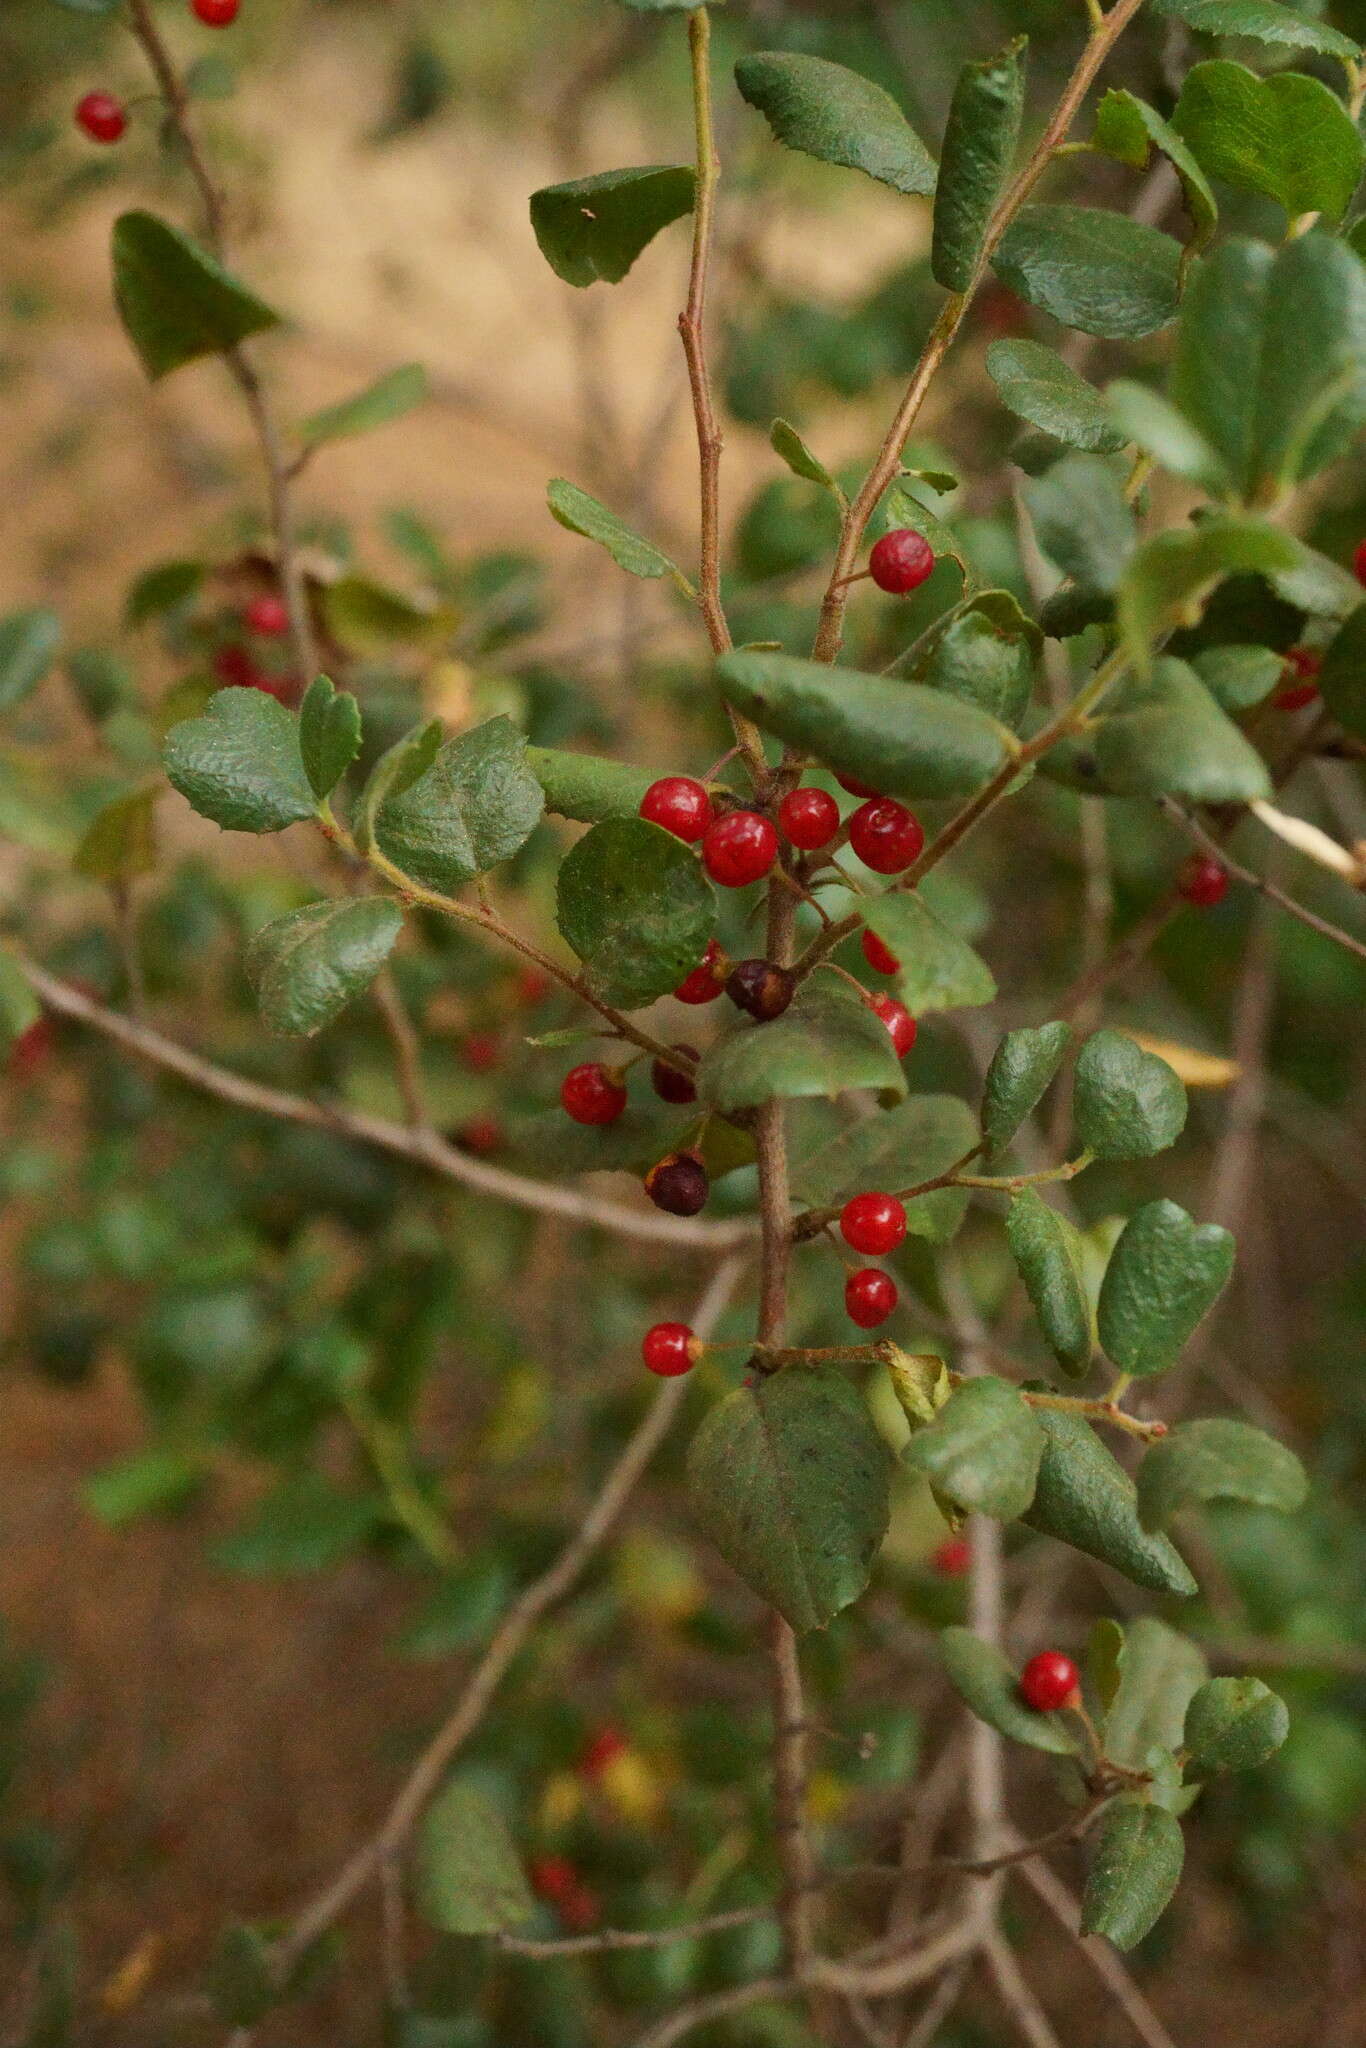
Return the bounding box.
[870,529,936,595]
[701,810,779,888]
[1019,1650,1081,1713]
[651,1046,698,1105]
[849,798,924,875]
[75,92,127,143]
[869,993,917,1059]
[1178,853,1229,909]
[645,1151,709,1216]
[192,0,240,23]
[861,928,900,976]
[560,1062,627,1126]
[674,938,727,1005]
[642,1322,701,1376]
[726,959,796,1022]
[1275,645,1321,710]
[640,775,712,844]
[845,1268,898,1329]
[840,1192,907,1256]
[1355,538,1366,587]
[778,785,840,851]
[930,1536,972,1577]
[836,770,881,798]
[244,593,290,637]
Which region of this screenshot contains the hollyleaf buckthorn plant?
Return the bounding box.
[5,0,1363,2036]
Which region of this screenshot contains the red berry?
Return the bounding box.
[651,1046,698,1105]
[455,1113,502,1156]
[1274,647,1321,711]
[644,1151,709,1216]
[640,776,712,844]
[845,1268,898,1329]
[530,1856,577,1904]
[1354,538,1366,588]
[244,593,290,638]
[836,770,882,798]
[191,0,240,23]
[558,1882,601,1932]
[868,993,917,1059]
[930,1536,971,1577]
[580,1726,629,1778]
[7,1015,54,1079]
[849,799,924,875]
[840,1192,906,1256]
[213,645,258,688]
[561,1062,627,1126]
[870,529,936,596]
[674,938,727,1005]
[726,959,796,1022]
[778,786,840,852]
[1177,853,1229,909]
[461,1031,501,1073]
[75,92,127,144]
[514,966,551,1007]
[1019,1650,1081,1713]
[642,1321,700,1376]
[861,928,900,976]
[701,811,779,888]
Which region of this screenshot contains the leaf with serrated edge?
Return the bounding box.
[557,816,715,1010]
[298,674,362,801]
[735,52,936,197]
[862,894,996,1014]
[164,687,316,836]
[526,746,655,824]
[374,716,545,896]
[1173,63,1363,226]
[993,207,1183,341]
[246,897,404,1037]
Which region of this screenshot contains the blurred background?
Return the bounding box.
[1,1,1364,2042]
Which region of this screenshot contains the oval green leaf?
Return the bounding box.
[734,52,937,198]
[993,207,1184,340]
[246,896,404,1036]
[557,816,715,1009]
[1097,1198,1234,1378]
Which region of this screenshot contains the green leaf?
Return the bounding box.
[1097,1199,1234,1377]
[416,1776,535,1935]
[354,719,442,854]
[1151,0,1360,61]
[0,949,41,1055]
[213,1472,383,1575]
[530,165,694,287]
[987,339,1126,454]
[124,559,203,627]
[1089,1618,1126,1713]
[1318,602,1366,740]
[1006,1191,1093,1378]
[940,1627,1080,1755]
[164,687,316,835]
[73,786,159,883]
[548,478,686,585]
[1172,238,1366,499]
[1081,1799,1185,1951]
[67,647,134,723]
[882,480,979,597]
[1103,1617,1208,1771]
[993,207,1184,340]
[557,816,714,1010]
[793,1092,979,1243]
[83,1448,202,1529]
[374,715,545,895]
[1136,1418,1308,1531]
[111,210,283,382]
[208,1925,277,2026]
[1092,90,1217,255]
[770,418,844,500]
[734,52,937,198]
[686,1365,891,1633]
[297,674,362,801]
[246,897,404,1036]
[916,602,1036,731]
[931,39,1026,292]
[716,649,1013,801]
[982,1021,1071,1155]
[1073,1029,1187,1162]
[1090,658,1273,803]
[1024,454,1136,595]
[904,1376,1045,1520]
[1103,380,1229,495]
[321,575,454,657]
[1173,63,1363,226]
[525,745,655,823]
[1118,515,1300,666]
[1191,644,1283,712]
[1184,1677,1289,1774]
[0,608,61,714]
[298,363,428,448]
[1268,541,1364,619]
[698,983,905,1114]
[861,892,996,1014]
[1021,1406,1197,1597]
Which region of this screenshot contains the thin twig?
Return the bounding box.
[627,1976,798,2048]
[984,1934,1067,2048]
[1015,1854,1179,2048]
[275,1253,748,1971]
[769,1615,817,1977]
[1161,800,1366,965]
[495,1902,773,1958]
[13,958,754,1252]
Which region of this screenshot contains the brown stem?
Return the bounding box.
[1161,798,1366,965]
[769,1614,817,1978]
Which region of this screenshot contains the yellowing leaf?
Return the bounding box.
[1119,1030,1239,1088]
